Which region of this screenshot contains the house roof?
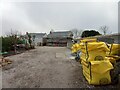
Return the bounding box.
[47,31,73,38]
[30,33,46,38]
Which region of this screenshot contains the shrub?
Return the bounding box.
[1,36,23,52]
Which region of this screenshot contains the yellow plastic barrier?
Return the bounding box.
[80,38,97,43]
[81,50,106,61]
[79,42,109,53]
[81,60,113,85]
[108,44,120,50]
[71,43,80,53]
[109,44,120,55]
[105,55,120,63]
[71,38,97,53]
[79,42,109,61]
[71,38,109,54]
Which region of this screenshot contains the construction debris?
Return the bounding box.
[0,56,12,67]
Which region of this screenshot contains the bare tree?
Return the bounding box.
[78,29,83,37]
[50,29,54,34]
[70,28,83,38]
[5,29,21,36]
[99,25,109,35]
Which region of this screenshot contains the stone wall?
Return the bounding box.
[96,34,120,44]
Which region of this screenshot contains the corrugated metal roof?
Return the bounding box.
[30,33,46,38]
[47,31,73,38]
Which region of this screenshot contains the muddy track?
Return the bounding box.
[2,47,120,88]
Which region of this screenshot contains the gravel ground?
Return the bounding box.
[2,47,120,88]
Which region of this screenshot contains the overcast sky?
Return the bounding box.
[0,0,119,36]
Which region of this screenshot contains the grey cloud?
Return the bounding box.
[2,2,118,35]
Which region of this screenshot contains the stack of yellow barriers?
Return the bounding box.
[71,38,120,85]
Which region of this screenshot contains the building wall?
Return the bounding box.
[74,34,120,44]
[30,33,47,46]
[67,40,73,49]
[97,37,114,44]
[95,34,120,44]
[34,38,43,46]
[111,35,120,44]
[46,38,72,47]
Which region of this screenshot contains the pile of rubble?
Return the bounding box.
[0,56,12,67]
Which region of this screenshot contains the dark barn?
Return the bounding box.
[45,31,73,47]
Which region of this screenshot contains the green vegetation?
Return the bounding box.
[0,36,23,52]
[81,30,101,38]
